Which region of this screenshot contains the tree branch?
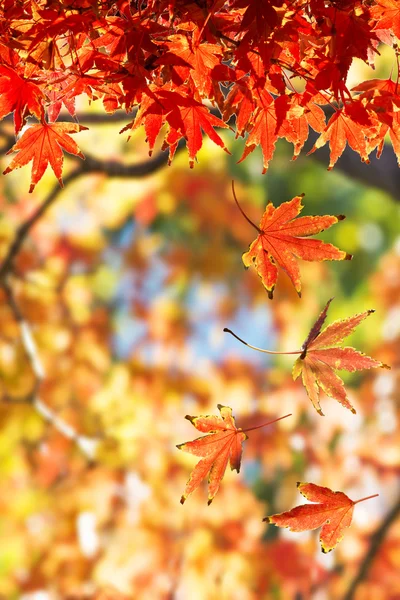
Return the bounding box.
[343,494,400,600]
[1,282,99,460]
[304,132,400,203]
[81,138,186,177]
[2,105,400,201]
[0,168,84,282]
[0,139,184,282]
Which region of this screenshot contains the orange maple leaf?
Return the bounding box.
[224,298,390,415]
[371,0,400,39]
[264,482,379,553]
[308,107,371,170]
[162,91,230,167]
[233,183,351,298]
[157,32,222,97]
[177,405,290,504]
[3,122,88,192]
[238,91,280,173]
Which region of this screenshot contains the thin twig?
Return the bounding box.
[343,494,400,600]
[1,282,99,460]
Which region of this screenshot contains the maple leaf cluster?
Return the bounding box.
[1,0,400,189]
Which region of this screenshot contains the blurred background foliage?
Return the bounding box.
[0,80,400,598]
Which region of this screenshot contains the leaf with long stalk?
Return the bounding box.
[224,298,390,415]
[232,181,351,298]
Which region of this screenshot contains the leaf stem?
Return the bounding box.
[223,328,302,356]
[231,180,261,233]
[242,413,292,433]
[354,493,379,505]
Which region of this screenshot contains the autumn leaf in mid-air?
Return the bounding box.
[224,299,390,415]
[3,122,88,192]
[177,405,290,504]
[264,482,378,553]
[232,183,351,298]
[292,298,390,415]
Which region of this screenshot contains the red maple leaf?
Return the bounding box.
[238,90,281,173]
[264,482,379,553]
[223,81,255,138]
[123,87,230,165]
[232,183,351,298]
[3,122,88,192]
[158,89,230,167]
[0,66,44,133]
[177,405,290,504]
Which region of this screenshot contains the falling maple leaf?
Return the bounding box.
[292,298,390,415]
[232,182,351,298]
[264,482,379,553]
[3,122,88,192]
[224,299,390,415]
[177,405,291,504]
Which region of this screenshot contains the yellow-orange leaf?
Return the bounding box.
[177,404,247,505]
[293,298,390,415]
[264,482,378,553]
[224,298,390,416]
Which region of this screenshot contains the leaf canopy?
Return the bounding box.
[1,1,400,188]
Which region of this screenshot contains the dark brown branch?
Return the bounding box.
[80,138,186,177]
[2,110,132,127]
[304,131,400,203]
[343,494,400,600]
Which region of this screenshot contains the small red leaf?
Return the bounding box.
[0,66,44,133]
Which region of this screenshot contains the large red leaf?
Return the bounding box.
[264,482,378,553]
[0,66,44,133]
[3,122,88,192]
[157,32,223,97]
[371,0,400,39]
